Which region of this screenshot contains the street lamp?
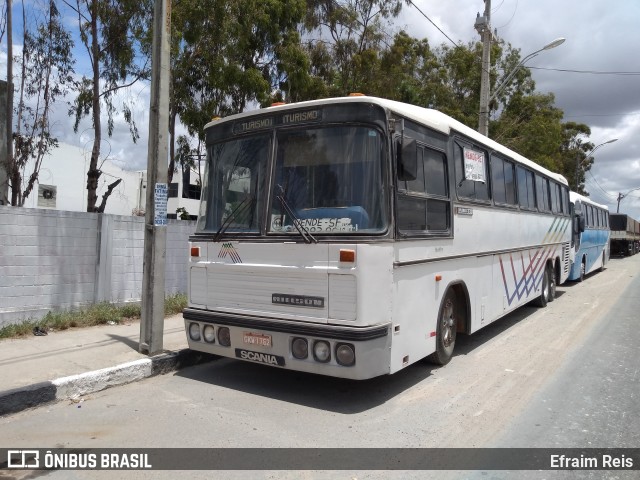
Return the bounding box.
[478,37,566,136]
[574,138,618,191]
[490,38,565,103]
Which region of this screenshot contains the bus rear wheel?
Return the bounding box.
[534,265,550,308]
[578,258,586,282]
[428,289,457,366]
[548,264,556,302]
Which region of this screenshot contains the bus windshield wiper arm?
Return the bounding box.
[213,194,255,242]
[276,185,317,244]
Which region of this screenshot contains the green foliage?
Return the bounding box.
[0,294,187,340]
[7,0,591,199]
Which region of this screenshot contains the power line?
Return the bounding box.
[585,171,617,201]
[530,66,640,76]
[564,112,640,119]
[406,0,460,48]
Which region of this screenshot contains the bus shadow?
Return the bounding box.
[176,300,548,414]
[175,355,438,414]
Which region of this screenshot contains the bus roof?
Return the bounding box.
[204,95,569,186]
[569,190,609,210]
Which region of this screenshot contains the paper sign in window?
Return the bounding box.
[463,147,486,183]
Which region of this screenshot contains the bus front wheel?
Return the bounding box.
[428,290,458,366]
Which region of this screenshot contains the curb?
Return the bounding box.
[0,349,214,417]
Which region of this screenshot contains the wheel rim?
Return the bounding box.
[549,272,556,298]
[441,299,455,348]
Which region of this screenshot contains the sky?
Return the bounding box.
[2,0,640,219]
[398,0,640,219]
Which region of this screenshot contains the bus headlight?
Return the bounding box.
[217,327,231,347]
[335,343,355,366]
[291,337,308,359]
[188,322,201,341]
[313,340,331,363]
[203,325,216,343]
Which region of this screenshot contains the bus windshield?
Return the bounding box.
[197,124,387,236]
[270,126,386,235]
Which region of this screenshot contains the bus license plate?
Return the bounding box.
[243,332,272,348]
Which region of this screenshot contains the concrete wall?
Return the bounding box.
[0,205,195,327]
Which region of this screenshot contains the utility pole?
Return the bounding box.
[476,0,491,137]
[140,0,171,355]
[617,192,623,213]
[0,81,8,206]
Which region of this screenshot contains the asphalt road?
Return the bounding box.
[1,255,639,480]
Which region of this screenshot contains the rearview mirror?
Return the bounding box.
[578,215,586,233]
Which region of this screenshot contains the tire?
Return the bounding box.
[534,265,549,308]
[547,264,556,303]
[578,258,586,282]
[599,252,606,272]
[427,289,458,366]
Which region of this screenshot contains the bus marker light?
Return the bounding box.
[190,246,200,257]
[270,102,286,107]
[435,274,442,281]
[429,331,436,337]
[339,249,355,263]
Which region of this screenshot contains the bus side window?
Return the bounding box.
[550,182,561,213]
[516,166,535,210]
[491,155,516,206]
[535,174,550,212]
[454,142,489,202]
[397,145,450,234]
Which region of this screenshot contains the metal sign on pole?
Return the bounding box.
[140,0,171,355]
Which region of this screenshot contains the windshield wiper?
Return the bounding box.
[276,185,317,244]
[213,194,255,242]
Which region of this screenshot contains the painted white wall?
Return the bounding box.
[22,142,144,216]
[0,205,195,327]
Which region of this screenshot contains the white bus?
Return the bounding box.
[183,96,572,380]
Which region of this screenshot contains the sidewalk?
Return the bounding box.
[0,313,213,416]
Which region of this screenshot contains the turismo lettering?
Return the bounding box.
[281,110,320,124]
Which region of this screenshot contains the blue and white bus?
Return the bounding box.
[184,96,572,379]
[568,191,610,281]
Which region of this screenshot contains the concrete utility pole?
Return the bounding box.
[0,80,8,205]
[617,188,640,213]
[476,0,491,137]
[140,0,171,355]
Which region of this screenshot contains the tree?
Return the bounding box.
[301,0,408,98]
[8,0,74,206]
[65,0,152,212]
[168,0,308,183]
[558,122,593,194]
[492,93,565,171]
